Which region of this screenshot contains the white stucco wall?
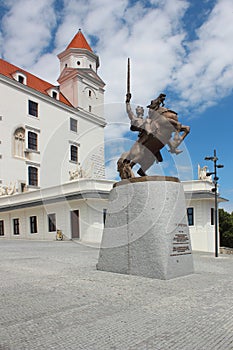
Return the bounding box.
[0,76,105,192]
[59,51,98,74]
[0,179,113,242]
[183,180,226,253]
[187,199,216,252]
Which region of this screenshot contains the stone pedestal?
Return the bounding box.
[97,176,194,280]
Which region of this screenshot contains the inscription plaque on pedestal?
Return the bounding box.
[171,224,192,256]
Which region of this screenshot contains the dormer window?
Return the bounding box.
[52,91,58,99]
[18,75,24,84]
[46,87,59,100]
[12,71,27,85]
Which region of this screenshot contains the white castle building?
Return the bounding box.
[183,169,227,253]
[0,30,227,252]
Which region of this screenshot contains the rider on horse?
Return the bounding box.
[117,93,190,179]
[126,92,183,155]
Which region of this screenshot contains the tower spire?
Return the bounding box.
[66,30,93,51]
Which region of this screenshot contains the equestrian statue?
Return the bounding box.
[117,59,190,180]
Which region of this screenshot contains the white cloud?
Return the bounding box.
[105,158,119,180]
[46,0,188,108]
[172,0,233,112]
[29,53,60,84]
[1,0,57,67]
[95,0,189,106]
[1,0,233,117]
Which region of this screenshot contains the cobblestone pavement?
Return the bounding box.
[0,240,232,350]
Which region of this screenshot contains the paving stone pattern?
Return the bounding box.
[0,240,233,350]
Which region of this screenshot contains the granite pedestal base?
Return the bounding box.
[97,176,194,280]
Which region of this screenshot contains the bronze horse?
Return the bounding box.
[117,100,190,179]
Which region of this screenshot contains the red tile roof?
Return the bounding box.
[0,58,72,106]
[66,29,93,51]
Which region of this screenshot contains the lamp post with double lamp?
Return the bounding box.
[205,150,224,257]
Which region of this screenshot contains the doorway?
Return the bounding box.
[71,210,80,239]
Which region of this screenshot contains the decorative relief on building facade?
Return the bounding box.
[13,127,25,158]
[69,162,94,180]
[0,182,16,196]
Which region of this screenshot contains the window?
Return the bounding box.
[70,118,78,133]
[70,145,78,163]
[103,209,107,226]
[48,213,56,232]
[77,61,81,65]
[0,220,4,236]
[211,208,214,225]
[28,131,38,151]
[18,75,24,84]
[28,166,38,186]
[52,91,57,99]
[13,218,20,235]
[28,100,38,117]
[13,72,27,84]
[14,127,25,158]
[187,208,194,226]
[21,183,26,193]
[89,90,92,97]
[89,105,92,112]
[30,216,38,234]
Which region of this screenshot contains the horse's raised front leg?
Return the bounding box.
[169,125,190,150]
[179,125,190,142]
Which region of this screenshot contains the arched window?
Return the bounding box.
[85,87,95,100]
[14,127,25,158]
[12,71,27,85]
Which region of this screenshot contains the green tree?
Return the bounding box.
[219,208,233,248]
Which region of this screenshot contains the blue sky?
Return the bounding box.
[0,0,232,211]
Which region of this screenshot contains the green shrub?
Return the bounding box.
[220,231,233,248]
[219,209,233,248]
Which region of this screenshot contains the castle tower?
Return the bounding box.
[57,29,105,118]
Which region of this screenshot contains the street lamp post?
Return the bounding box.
[205,150,224,257]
